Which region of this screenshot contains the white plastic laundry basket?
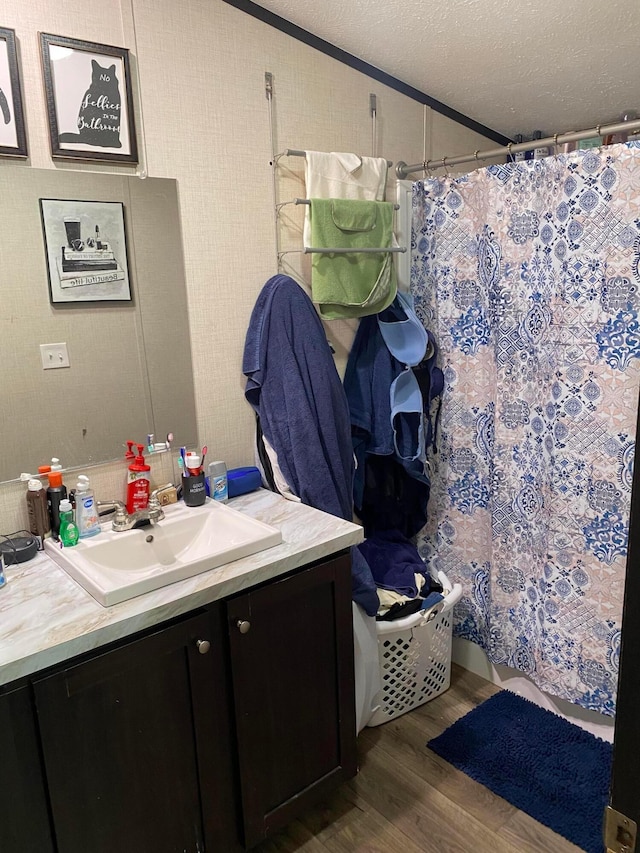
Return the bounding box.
[367,572,462,726]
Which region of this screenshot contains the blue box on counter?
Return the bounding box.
[227,466,262,498]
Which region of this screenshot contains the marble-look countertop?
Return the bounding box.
[0,490,363,686]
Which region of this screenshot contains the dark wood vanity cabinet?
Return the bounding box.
[227,552,357,849]
[14,551,355,852]
[0,682,55,853]
[33,607,240,853]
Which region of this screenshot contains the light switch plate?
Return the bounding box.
[40,342,70,369]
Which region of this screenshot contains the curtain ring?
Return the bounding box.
[596,125,602,137]
[442,156,450,177]
[507,142,513,162]
[553,134,559,156]
[474,149,480,161]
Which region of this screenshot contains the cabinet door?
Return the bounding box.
[34,608,240,853]
[0,682,55,852]
[227,553,357,848]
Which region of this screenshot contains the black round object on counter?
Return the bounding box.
[0,534,40,564]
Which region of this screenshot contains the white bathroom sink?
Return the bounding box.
[44,499,282,606]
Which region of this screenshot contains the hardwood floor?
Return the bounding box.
[254,664,584,852]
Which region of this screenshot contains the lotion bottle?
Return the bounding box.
[75,475,101,538]
[126,444,150,513]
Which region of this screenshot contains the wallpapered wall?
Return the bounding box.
[0,0,497,532]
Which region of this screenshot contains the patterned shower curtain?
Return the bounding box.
[410,144,640,715]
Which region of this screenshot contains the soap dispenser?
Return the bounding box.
[126,444,151,513]
[75,475,101,538]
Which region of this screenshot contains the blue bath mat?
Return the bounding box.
[428,690,612,853]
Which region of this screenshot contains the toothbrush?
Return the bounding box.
[201,445,208,468]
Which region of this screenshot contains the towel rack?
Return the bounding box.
[279,246,407,256]
[280,149,393,168]
[306,246,406,255]
[277,198,400,210]
[277,197,407,254]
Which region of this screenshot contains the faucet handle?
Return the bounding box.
[96,499,130,532]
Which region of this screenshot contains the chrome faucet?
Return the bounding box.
[96,485,172,532]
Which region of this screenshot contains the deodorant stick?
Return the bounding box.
[208,461,228,503]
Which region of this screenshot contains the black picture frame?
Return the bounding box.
[39,33,138,163]
[0,26,28,157]
[40,197,132,304]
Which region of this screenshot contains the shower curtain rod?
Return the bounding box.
[396,118,640,179]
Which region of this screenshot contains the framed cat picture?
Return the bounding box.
[0,27,28,157]
[39,33,138,163]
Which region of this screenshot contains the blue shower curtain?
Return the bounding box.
[410,144,640,714]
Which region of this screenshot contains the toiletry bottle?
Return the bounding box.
[512,134,526,163]
[38,464,51,477]
[46,471,68,540]
[75,474,101,538]
[524,134,534,161]
[58,499,80,547]
[26,478,51,540]
[126,444,151,513]
[125,440,136,461]
[50,457,63,472]
[613,110,638,144]
[208,461,228,503]
[0,554,6,589]
[185,453,202,476]
[532,131,549,159]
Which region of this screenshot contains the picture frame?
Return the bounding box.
[40,198,132,304]
[39,33,137,163]
[0,26,27,157]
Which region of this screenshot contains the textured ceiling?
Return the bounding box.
[252,0,640,140]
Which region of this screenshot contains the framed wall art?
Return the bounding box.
[40,198,132,304]
[0,26,27,157]
[39,33,137,163]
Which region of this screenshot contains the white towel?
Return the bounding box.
[304,151,388,247]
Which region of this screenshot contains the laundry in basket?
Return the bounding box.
[367,572,462,726]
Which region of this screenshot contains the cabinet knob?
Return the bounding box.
[196,639,211,654]
[237,619,251,634]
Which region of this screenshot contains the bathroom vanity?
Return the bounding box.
[0,490,363,852]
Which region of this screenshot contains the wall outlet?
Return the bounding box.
[40,342,70,369]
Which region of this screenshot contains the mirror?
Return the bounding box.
[0,168,197,483]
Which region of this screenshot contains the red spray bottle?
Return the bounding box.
[126,444,150,513]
